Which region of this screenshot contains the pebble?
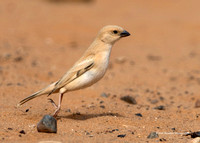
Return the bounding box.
[14,56,23,62]
[115,57,126,64]
[19,130,26,134]
[100,105,105,109]
[195,100,200,108]
[135,113,142,117]
[117,134,126,138]
[147,132,159,139]
[99,101,104,104]
[154,105,165,110]
[101,92,109,98]
[150,99,159,104]
[37,115,57,133]
[120,95,137,104]
[147,55,162,61]
[171,128,176,131]
[159,138,167,141]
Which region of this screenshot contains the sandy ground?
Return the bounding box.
[1,0,200,142]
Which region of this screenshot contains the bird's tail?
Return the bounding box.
[17,81,57,107]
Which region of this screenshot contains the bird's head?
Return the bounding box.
[97,25,130,45]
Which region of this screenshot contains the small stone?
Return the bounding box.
[150,99,159,104]
[76,112,81,115]
[19,130,26,134]
[25,109,29,112]
[99,101,104,104]
[37,115,57,133]
[115,57,126,64]
[14,56,23,62]
[100,105,105,109]
[101,93,109,98]
[8,128,13,130]
[120,95,137,104]
[171,128,176,131]
[154,105,165,110]
[147,132,159,139]
[147,55,162,61]
[65,109,71,112]
[117,134,126,138]
[135,113,142,117]
[159,138,167,141]
[195,100,200,108]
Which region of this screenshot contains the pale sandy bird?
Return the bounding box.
[18,25,130,117]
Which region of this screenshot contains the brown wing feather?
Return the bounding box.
[48,56,94,95]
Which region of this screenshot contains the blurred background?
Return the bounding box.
[1,0,200,88]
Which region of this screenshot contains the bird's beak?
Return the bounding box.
[120,30,130,37]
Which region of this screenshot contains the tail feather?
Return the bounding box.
[17,90,44,106]
[17,81,57,107]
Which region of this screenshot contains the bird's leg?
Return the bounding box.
[48,98,58,108]
[53,93,63,117]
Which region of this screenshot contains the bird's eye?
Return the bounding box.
[113,30,118,34]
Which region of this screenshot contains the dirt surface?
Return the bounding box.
[1,0,200,142]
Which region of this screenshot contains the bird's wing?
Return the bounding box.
[48,55,94,95]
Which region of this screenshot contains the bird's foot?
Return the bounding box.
[48,98,58,108]
[53,107,60,117]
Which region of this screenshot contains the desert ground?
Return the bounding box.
[1,0,200,142]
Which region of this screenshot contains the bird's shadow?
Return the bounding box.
[57,112,123,120]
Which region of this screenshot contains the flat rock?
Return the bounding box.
[37,115,57,133]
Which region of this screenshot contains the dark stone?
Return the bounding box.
[154,105,165,110]
[159,138,167,141]
[195,99,200,108]
[76,112,81,115]
[171,128,176,131]
[117,134,126,138]
[100,105,105,109]
[25,109,29,112]
[147,132,159,139]
[19,130,26,134]
[99,101,104,104]
[37,115,57,133]
[8,128,13,130]
[120,95,137,104]
[14,56,23,62]
[135,113,142,117]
